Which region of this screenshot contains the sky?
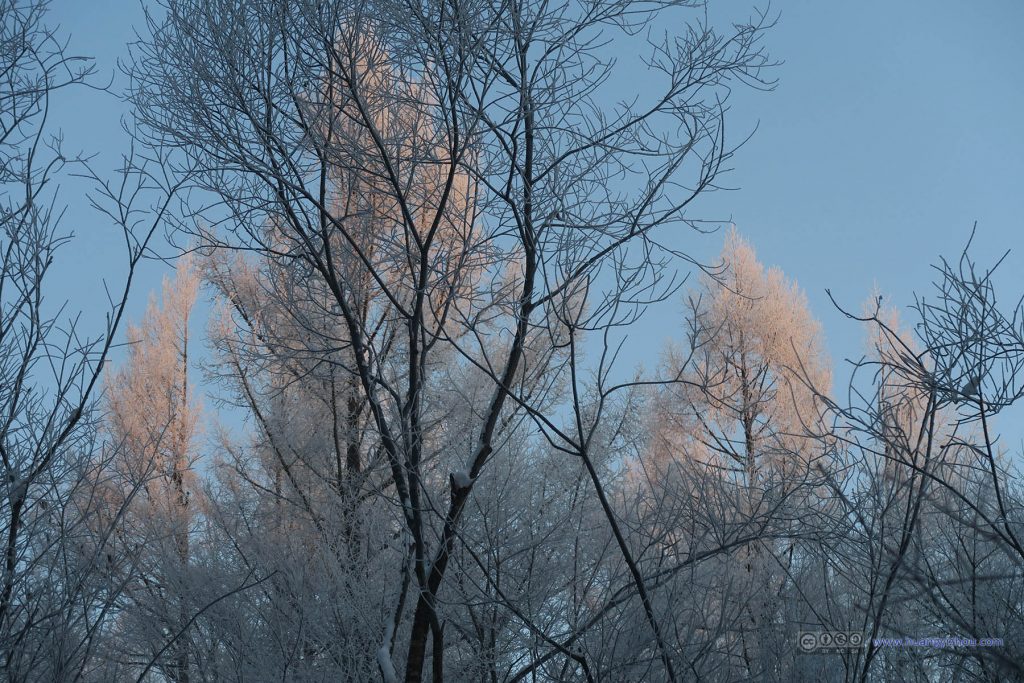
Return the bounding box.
[43,0,1024,437]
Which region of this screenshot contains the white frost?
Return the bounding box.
[451,470,473,489]
[960,375,982,398]
[7,476,27,504]
[377,646,398,683]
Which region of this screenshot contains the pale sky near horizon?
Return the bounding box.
[42,0,1024,440]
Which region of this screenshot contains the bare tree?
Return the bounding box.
[802,230,1024,682]
[0,1,175,679]
[126,0,773,679]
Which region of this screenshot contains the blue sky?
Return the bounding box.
[45,0,1024,434]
